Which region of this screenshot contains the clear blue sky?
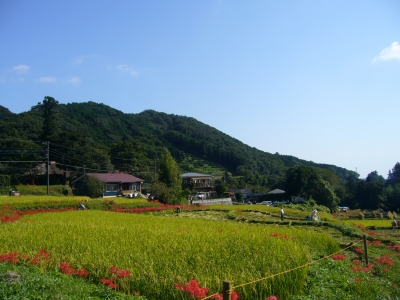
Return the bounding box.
[1,0,399,179]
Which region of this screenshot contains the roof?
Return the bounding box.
[267,189,285,194]
[181,172,213,178]
[87,173,144,183]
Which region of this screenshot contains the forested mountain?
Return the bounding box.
[2,99,399,211]
[0,102,356,186]
[0,100,356,188]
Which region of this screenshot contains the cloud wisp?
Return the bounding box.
[117,64,139,76]
[373,42,400,63]
[12,64,30,74]
[73,54,99,64]
[38,77,58,83]
[66,77,81,84]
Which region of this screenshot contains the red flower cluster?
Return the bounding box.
[351,263,373,273]
[174,280,240,299]
[175,280,209,298]
[100,277,117,289]
[269,232,290,239]
[110,265,130,278]
[0,252,19,263]
[331,254,346,261]
[354,247,363,254]
[30,248,51,265]
[266,297,279,300]
[387,243,400,252]
[373,256,394,267]
[0,207,21,223]
[368,240,382,247]
[353,259,361,265]
[59,262,89,277]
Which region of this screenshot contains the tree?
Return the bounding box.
[156,149,182,204]
[355,171,386,210]
[284,166,340,210]
[86,176,104,198]
[33,96,60,142]
[215,179,228,197]
[387,162,400,186]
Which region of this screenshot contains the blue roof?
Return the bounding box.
[181,172,212,178]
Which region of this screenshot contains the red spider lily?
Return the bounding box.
[373,256,394,267]
[353,259,361,265]
[368,240,382,247]
[209,291,239,300]
[387,243,400,252]
[30,248,51,265]
[175,280,239,299]
[100,278,117,289]
[175,280,209,299]
[0,207,21,223]
[354,247,363,254]
[269,232,290,239]
[266,296,279,300]
[60,262,76,275]
[331,254,346,261]
[351,265,372,273]
[75,267,89,277]
[355,278,361,283]
[110,265,131,278]
[0,252,19,263]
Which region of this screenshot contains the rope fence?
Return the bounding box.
[202,238,364,300]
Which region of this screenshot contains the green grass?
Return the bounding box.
[0,262,142,300]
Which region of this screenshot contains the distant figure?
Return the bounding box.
[177,206,181,213]
[311,209,318,221]
[280,206,284,221]
[392,219,398,227]
[78,203,85,210]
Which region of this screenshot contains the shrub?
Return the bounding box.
[359,212,364,220]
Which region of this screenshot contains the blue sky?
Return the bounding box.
[1,0,399,179]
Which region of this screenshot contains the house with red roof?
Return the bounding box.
[73,172,144,198]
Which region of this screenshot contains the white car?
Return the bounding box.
[260,201,272,206]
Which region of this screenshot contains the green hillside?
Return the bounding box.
[0,100,356,188]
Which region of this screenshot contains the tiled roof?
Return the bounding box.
[87,173,144,183]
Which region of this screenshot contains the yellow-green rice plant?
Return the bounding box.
[0,211,339,299]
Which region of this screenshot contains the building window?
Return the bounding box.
[106,184,118,192]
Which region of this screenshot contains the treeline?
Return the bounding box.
[275,164,400,212]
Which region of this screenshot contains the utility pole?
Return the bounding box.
[43,142,50,195]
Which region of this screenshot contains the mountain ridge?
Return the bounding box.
[0,101,357,187]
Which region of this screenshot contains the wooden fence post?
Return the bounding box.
[363,234,369,265]
[223,280,231,300]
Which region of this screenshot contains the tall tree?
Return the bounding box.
[156,148,182,204]
[355,171,386,210]
[387,162,400,186]
[33,96,60,142]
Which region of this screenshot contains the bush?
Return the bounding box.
[11,184,72,196]
[359,212,364,220]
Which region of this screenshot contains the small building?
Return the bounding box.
[73,173,144,198]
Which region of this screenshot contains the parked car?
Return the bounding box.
[260,201,272,206]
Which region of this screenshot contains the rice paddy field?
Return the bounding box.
[1,196,400,299]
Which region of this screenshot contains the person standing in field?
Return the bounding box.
[280,206,284,221]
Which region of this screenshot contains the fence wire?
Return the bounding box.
[202,239,361,300]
